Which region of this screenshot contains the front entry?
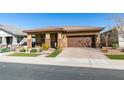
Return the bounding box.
[36,34,45,47]
[50,33,57,48]
[6,37,12,45]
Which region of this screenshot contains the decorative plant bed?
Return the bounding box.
[9,53,40,57]
[105,54,124,60]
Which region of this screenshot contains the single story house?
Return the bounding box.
[100,28,124,48]
[23,26,103,48]
[0,24,27,50]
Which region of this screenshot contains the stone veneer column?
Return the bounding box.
[63,34,67,47]
[1,36,7,47]
[57,33,63,48]
[45,33,50,47]
[27,34,32,48]
[95,34,100,48]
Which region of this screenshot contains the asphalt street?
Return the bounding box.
[0,62,124,80]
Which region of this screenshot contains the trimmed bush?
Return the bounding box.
[42,43,49,50]
[19,48,26,52]
[39,48,42,52]
[0,48,10,53]
[30,48,37,53]
[112,43,118,49]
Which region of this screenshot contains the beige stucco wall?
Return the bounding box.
[27,34,32,48]
[62,34,67,47]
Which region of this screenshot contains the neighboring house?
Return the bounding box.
[100,28,124,48]
[23,26,103,48]
[0,24,27,49]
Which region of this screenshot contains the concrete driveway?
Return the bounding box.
[57,47,107,59]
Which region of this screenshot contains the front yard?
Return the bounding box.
[47,49,62,57]
[103,48,124,60]
[105,54,124,60]
[9,53,40,57]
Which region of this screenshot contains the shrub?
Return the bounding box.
[19,48,26,52]
[0,48,10,53]
[112,43,118,49]
[30,48,37,53]
[39,48,42,52]
[42,43,49,50]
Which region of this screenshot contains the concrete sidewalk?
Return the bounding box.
[0,56,123,70]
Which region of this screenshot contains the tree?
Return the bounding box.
[101,32,110,52]
[111,15,124,39]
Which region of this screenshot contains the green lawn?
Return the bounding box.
[105,54,124,60]
[9,53,40,57]
[0,48,10,53]
[47,49,62,57]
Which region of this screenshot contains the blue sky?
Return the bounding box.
[0,13,123,29]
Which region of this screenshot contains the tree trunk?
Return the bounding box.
[105,35,108,52]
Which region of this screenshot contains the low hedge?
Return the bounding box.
[19,48,26,52]
[30,48,37,53]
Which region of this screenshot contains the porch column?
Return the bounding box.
[1,36,7,47]
[11,36,18,50]
[95,34,100,48]
[63,34,67,47]
[12,36,17,45]
[45,33,50,47]
[27,34,32,48]
[57,33,63,48]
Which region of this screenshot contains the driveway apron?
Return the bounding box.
[57,47,110,65]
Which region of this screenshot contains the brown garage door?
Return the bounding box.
[67,36,92,47]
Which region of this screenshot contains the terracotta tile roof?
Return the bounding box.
[23,27,64,33]
[62,26,104,32]
[23,26,104,33]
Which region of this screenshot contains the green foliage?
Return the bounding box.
[39,47,42,52]
[0,48,10,53]
[47,49,62,57]
[9,53,40,57]
[30,48,37,53]
[42,43,49,50]
[106,54,124,60]
[112,43,118,49]
[19,48,26,52]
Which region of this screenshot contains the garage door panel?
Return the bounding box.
[67,36,92,47]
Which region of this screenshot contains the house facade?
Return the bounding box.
[0,25,27,50]
[100,29,124,48]
[24,26,103,48]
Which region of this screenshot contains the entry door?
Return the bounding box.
[50,33,57,48]
[6,37,12,45]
